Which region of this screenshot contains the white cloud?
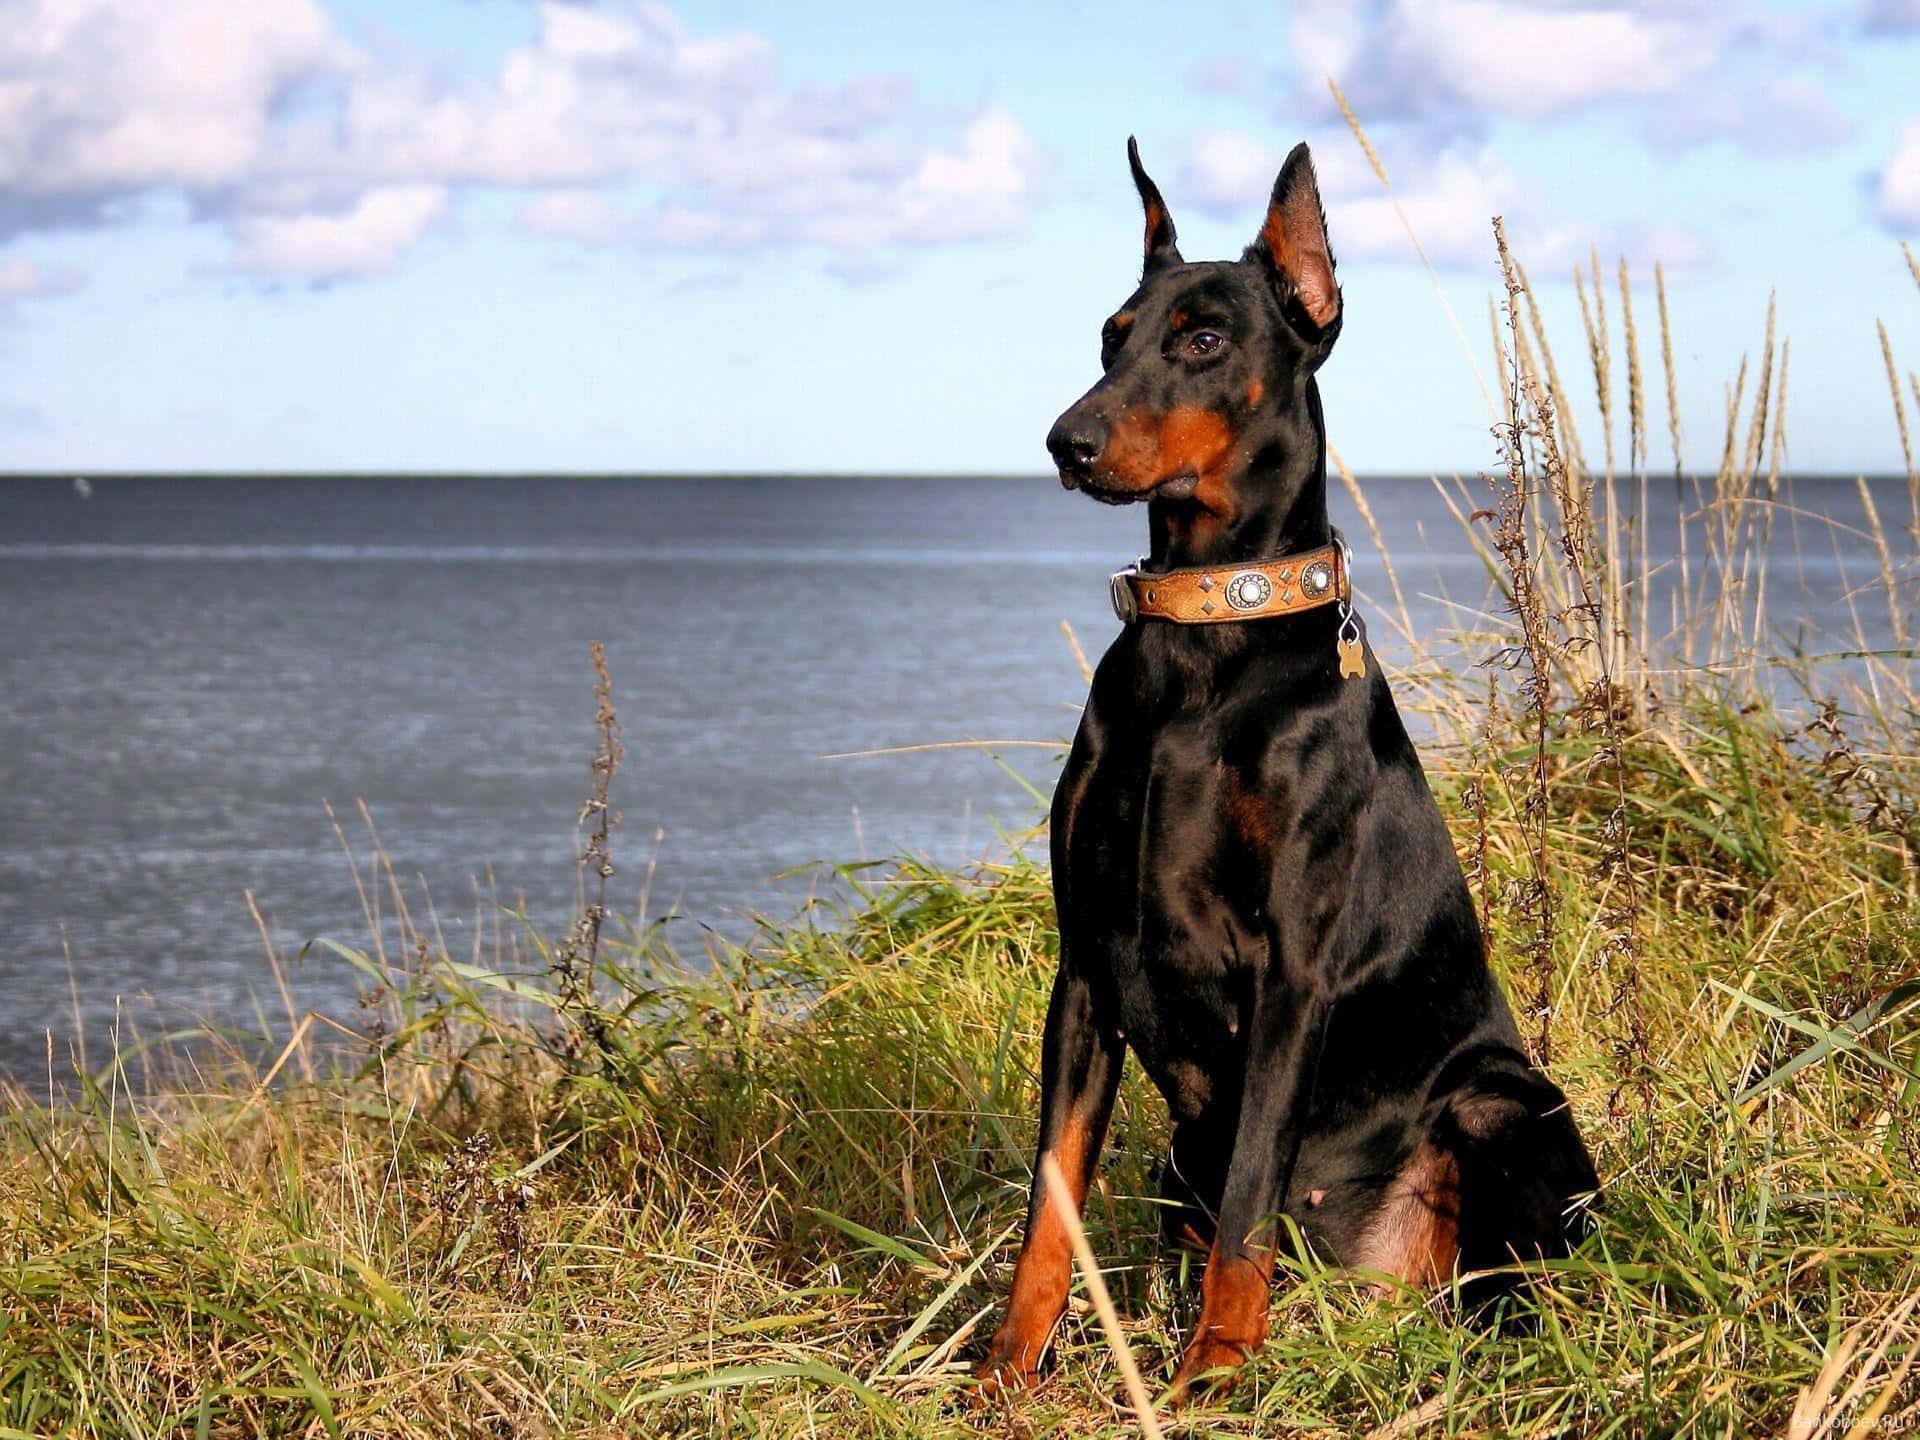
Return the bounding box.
[1173,0,1811,277]
[1655,75,1852,154]
[1187,128,1508,263]
[226,185,449,278]
[1863,0,1920,33]
[520,188,624,246]
[0,258,86,303]
[519,104,1033,254]
[0,0,1038,281]
[1314,0,1705,124]
[1268,0,1849,157]
[1878,121,1920,232]
[1182,131,1292,217]
[1333,150,1534,268]
[1180,128,1708,275]
[0,0,348,190]
[308,3,779,191]
[865,108,1034,246]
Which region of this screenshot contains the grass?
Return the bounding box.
[3,245,1920,1437]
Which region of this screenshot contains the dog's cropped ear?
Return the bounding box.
[1127,136,1182,277]
[1246,142,1341,357]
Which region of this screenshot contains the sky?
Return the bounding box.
[3,0,1920,475]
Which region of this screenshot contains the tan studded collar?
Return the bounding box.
[1109,540,1347,625]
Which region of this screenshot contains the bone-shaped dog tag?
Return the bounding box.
[1337,635,1365,679]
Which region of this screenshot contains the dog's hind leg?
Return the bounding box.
[1356,1059,1598,1311]
[1347,1139,1463,1288]
[1447,1064,1599,1312]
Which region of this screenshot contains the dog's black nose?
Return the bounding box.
[1047,415,1106,476]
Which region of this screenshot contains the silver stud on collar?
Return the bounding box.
[1224,571,1271,611]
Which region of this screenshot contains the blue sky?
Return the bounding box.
[3,0,1920,474]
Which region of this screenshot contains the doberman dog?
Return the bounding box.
[974,140,1598,1404]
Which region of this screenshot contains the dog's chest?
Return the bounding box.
[1062,715,1289,1076]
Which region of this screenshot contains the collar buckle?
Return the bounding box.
[1109,560,1143,624]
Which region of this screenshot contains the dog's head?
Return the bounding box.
[1046,139,1342,517]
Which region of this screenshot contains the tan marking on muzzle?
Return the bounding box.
[1095,406,1236,504]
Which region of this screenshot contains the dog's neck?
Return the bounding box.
[1142,380,1332,571]
[1144,467,1330,571]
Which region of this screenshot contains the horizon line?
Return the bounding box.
[1,468,1913,483]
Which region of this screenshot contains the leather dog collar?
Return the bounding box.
[1110,542,1347,625]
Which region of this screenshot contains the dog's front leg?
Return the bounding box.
[974,957,1125,1396]
[1170,834,1354,1403]
[1167,974,1328,1400]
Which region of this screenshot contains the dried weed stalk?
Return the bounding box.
[426,1132,538,1299]
[1881,317,1920,552]
[552,642,621,1063]
[1655,262,1689,624]
[1489,221,1649,1100]
[1488,218,1560,1066]
[1803,701,1917,872]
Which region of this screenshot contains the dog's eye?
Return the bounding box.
[1186,330,1226,357]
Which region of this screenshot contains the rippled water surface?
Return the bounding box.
[0,472,1904,1089]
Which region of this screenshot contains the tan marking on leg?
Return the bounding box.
[1168,1232,1272,1403]
[976,1116,1095,1391]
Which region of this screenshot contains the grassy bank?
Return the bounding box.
[4,256,1920,1436]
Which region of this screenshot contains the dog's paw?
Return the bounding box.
[968,1331,1044,1408]
[1164,1335,1253,1409]
[967,1358,1040,1408]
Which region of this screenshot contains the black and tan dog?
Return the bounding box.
[975,140,1598,1403]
